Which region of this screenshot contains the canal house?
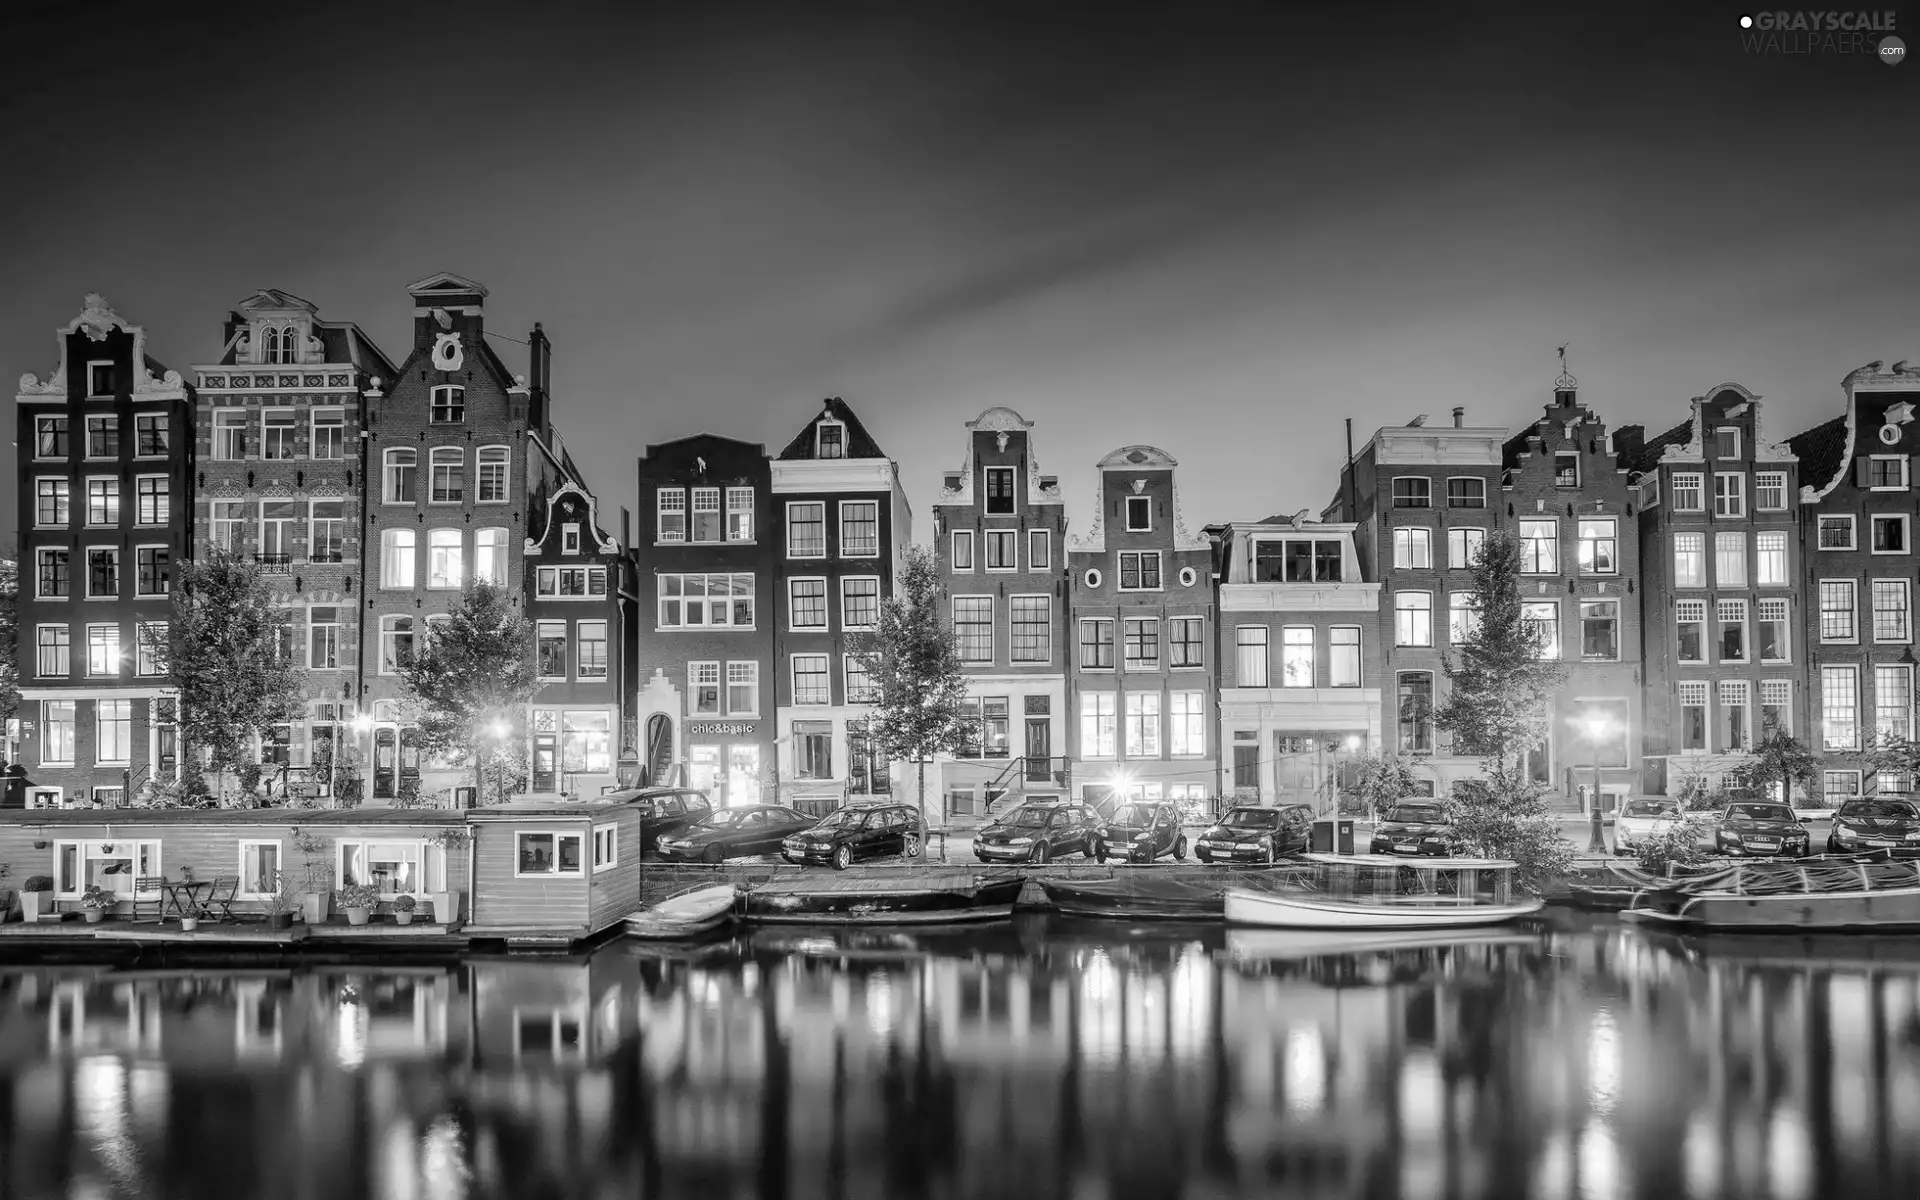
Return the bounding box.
[0,798,642,939]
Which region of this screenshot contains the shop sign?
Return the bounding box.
[689,722,758,737]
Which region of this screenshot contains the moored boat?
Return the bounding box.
[625,884,737,939]
[1038,875,1237,919]
[1224,853,1543,930]
[739,874,1027,925]
[1620,859,1920,932]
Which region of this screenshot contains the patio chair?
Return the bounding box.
[205,876,241,922]
[133,877,168,922]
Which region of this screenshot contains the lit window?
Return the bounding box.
[477,447,509,502]
[427,529,464,589]
[382,529,416,588]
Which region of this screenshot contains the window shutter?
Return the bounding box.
[1856,457,1872,487]
[1909,455,1919,486]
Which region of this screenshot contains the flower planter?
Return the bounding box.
[266,911,294,930]
[300,892,331,924]
[83,909,106,924]
[180,917,199,933]
[395,912,414,926]
[344,907,372,927]
[428,891,460,924]
[20,892,52,923]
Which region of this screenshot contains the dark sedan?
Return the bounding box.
[1368,802,1453,856]
[781,803,925,870]
[1096,802,1187,863]
[603,787,714,849]
[1195,804,1312,863]
[975,803,1101,864]
[655,804,817,863]
[1715,801,1811,858]
[1825,798,1920,854]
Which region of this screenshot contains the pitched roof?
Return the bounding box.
[776,396,889,460]
[1619,417,1693,473]
[1786,414,1848,494]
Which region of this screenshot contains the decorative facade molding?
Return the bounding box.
[1066,444,1207,552]
[528,479,620,555]
[18,294,185,402]
[937,407,1065,508]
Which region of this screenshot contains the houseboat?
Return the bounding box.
[0,798,645,949]
[1222,853,1544,930]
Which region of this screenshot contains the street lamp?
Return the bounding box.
[1575,711,1614,852]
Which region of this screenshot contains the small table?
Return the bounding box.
[161,879,212,921]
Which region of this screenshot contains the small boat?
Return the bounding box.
[1620,858,1920,932]
[1038,875,1236,919]
[739,874,1027,925]
[1567,862,1737,912]
[625,884,737,939]
[1224,853,1543,930]
[1227,927,1541,966]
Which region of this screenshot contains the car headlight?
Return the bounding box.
[1133,833,1151,843]
[1006,837,1033,847]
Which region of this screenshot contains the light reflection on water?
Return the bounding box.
[0,914,1915,1197]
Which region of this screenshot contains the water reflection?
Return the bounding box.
[0,915,1917,1197]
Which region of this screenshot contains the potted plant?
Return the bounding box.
[290,828,332,923]
[262,869,298,930]
[19,875,52,923]
[430,829,470,923]
[81,885,114,923]
[393,894,417,926]
[337,882,381,926]
[179,902,201,933]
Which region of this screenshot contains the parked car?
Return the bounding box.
[1194,804,1312,863]
[1714,800,1811,858]
[606,787,714,850]
[975,802,1102,864]
[1825,797,1920,854]
[1096,801,1188,863]
[656,804,818,863]
[780,802,925,870]
[1613,798,1686,856]
[1368,801,1453,856]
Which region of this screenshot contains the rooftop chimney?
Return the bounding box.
[1452,406,1465,428]
[528,322,552,396]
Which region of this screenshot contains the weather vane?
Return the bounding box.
[1555,342,1578,389]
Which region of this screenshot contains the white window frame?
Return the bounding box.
[1392,527,1432,571]
[133,474,169,526]
[1757,598,1791,664]
[1714,532,1747,588]
[1755,530,1789,587]
[788,577,830,632]
[983,528,1019,573]
[85,476,119,527]
[94,699,133,765]
[791,654,832,706]
[1872,578,1912,644]
[1819,579,1859,645]
[512,831,584,880]
[1818,514,1857,551]
[838,500,881,559]
[1394,591,1433,648]
[657,487,687,543]
[984,466,1017,515]
[52,840,163,901]
[212,408,247,460]
[134,543,170,597]
[815,419,847,459]
[1869,454,1910,491]
[726,487,754,542]
[310,407,346,460]
[383,447,417,505]
[536,619,569,682]
[1517,519,1558,575]
[591,824,619,873]
[1670,472,1704,512]
[840,576,881,631]
[786,501,827,559]
[689,661,721,715]
[1871,513,1910,556]
[1714,427,1742,460]
[1713,472,1746,517]
[1125,494,1153,532]
[1444,476,1487,509]
[952,595,995,664]
[1822,665,1860,752]
[381,528,416,589]
[1117,550,1162,593]
[237,839,284,899]
[41,699,76,766]
[1755,471,1788,510]
[690,488,722,544]
[1672,532,1706,589]
[1716,598,1749,664]
[136,621,165,677]
[1027,529,1051,571]
[727,661,760,715]
[476,445,511,504]
[843,656,878,705]
[1009,594,1051,664]
[950,529,975,572]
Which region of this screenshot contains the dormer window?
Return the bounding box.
[1125,495,1152,532]
[985,467,1015,515]
[817,421,845,459]
[1554,452,1579,488]
[1714,427,1741,460]
[562,523,581,554]
[263,325,295,365]
[87,362,114,397]
[431,386,465,424]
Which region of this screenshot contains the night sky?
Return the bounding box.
[3,0,1914,543]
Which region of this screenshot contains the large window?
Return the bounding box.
[657,573,751,626]
[1522,601,1560,659]
[953,597,993,663]
[1676,599,1706,663]
[537,620,568,679]
[1818,515,1855,550]
[87,549,118,598]
[1673,533,1705,589]
[1011,596,1051,663]
[790,579,829,630]
[309,606,340,669]
[42,700,76,764]
[87,478,119,526]
[1714,473,1745,517]
[310,408,344,459]
[1392,527,1431,570]
[1168,617,1202,668]
[691,488,722,542]
[1079,692,1116,758]
[1872,514,1908,554]
[794,720,832,778]
[96,700,132,764]
[1448,592,1479,644]
[430,385,465,424]
[213,410,247,460]
[1281,626,1314,687]
[1719,680,1751,752]
[1517,520,1557,574]
[1392,478,1431,508]
[840,501,880,557]
[1394,592,1432,647]
[1577,519,1616,574]
[1397,672,1433,753]
[1671,472,1704,511]
[842,577,880,630]
[984,467,1015,514]
[1124,693,1160,757]
[1330,626,1361,687]
[1876,665,1913,741]
[657,488,686,542]
[475,528,509,586]
[1236,626,1269,687]
[135,547,168,596]
[1869,456,1909,490]
[792,655,830,705]
[37,548,69,598]
[1028,530,1050,570]
[429,448,464,503]
[1755,471,1788,510]
[238,841,283,900]
[1447,527,1484,570]
[52,840,161,900]
[1758,598,1790,663]
[135,414,167,457]
[1873,579,1911,643]
[1760,680,1792,736]
[1755,531,1787,586]
[1123,619,1160,671]
[36,626,68,676]
[257,501,297,563]
[384,449,417,503]
[1254,539,1343,582]
[1170,692,1204,756]
[1580,600,1618,660]
[1446,477,1485,508]
[727,661,758,711]
[1822,666,1859,751]
[86,624,120,676]
[36,415,69,458]
[36,478,69,526]
[1079,619,1114,669]
[1118,551,1161,591]
[210,500,245,551]
[261,409,297,459]
[787,502,826,557]
[382,529,416,588]
[951,530,974,571]
[304,501,344,563]
[1714,532,1746,588]
[1819,580,1857,643]
[985,530,1016,570]
[1717,599,1748,662]
[1126,496,1152,531]
[689,662,720,714]
[478,447,510,503]
[379,616,414,674]
[514,832,582,878]
[844,657,876,704]
[726,488,754,540]
[135,477,168,525]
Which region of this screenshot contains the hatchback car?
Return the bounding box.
[974,803,1102,864]
[656,804,818,863]
[780,803,925,870]
[1368,801,1453,856]
[1714,801,1811,858]
[605,787,715,851]
[1096,801,1188,863]
[1194,804,1312,863]
[1613,798,1686,855]
[1825,797,1920,854]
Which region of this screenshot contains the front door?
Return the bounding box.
[727,744,761,807]
[1025,719,1051,780]
[689,746,721,799]
[373,728,397,799]
[532,733,557,793]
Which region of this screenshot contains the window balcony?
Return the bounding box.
[254,554,294,575]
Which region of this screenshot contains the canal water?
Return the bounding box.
[0,912,1916,1199]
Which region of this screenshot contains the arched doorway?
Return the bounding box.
[645,714,673,788]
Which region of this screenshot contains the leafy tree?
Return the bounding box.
[848,544,971,824]
[1724,726,1819,804]
[1633,816,1713,875]
[1341,751,1422,818]
[148,552,303,802]
[1433,529,1572,892]
[396,580,540,805]
[1434,528,1566,769]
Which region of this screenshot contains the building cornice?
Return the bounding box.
[193,367,364,394]
[17,294,185,404]
[1219,582,1381,612]
[770,458,895,494]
